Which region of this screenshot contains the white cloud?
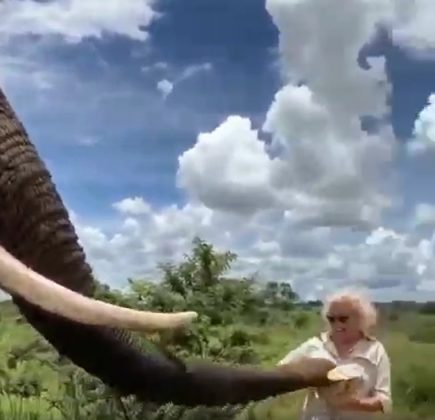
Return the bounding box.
[251,239,281,258]
[265,85,393,229]
[407,94,435,155]
[417,280,435,292]
[263,0,395,228]
[179,62,213,81]
[365,227,402,246]
[0,40,59,96]
[142,61,168,74]
[3,0,435,300]
[279,226,331,259]
[0,0,156,43]
[178,0,395,229]
[322,226,430,292]
[0,0,162,129]
[74,202,225,286]
[113,197,152,215]
[129,0,434,298]
[412,203,435,229]
[178,116,278,214]
[73,198,435,299]
[157,79,174,99]
[266,0,392,119]
[156,62,213,98]
[390,0,435,58]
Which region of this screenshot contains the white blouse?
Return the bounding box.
[277,332,392,420]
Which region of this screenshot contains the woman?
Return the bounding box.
[278,289,392,419]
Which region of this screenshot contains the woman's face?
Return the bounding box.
[326,299,362,342]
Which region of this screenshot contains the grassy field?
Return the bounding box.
[0,301,434,419]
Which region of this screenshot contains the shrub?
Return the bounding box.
[419,302,435,315]
[294,313,309,329]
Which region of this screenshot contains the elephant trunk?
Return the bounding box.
[147,357,335,406]
[15,300,334,407]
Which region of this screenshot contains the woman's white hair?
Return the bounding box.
[321,287,378,337]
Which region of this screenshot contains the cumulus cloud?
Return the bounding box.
[301,226,434,295]
[4,0,435,299]
[277,225,331,259]
[71,194,435,300]
[178,0,395,229]
[263,0,396,228]
[266,0,392,119]
[407,94,435,155]
[113,197,152,215]
[148,0,435,298]
[74,202,223,286]
[0,0,156,43]
[178,116,278,214]
[390,0,435,58]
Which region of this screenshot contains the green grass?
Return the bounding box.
[0,302,434,419]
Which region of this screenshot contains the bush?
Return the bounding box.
[419,302,435,315]
[388,312,399,322]
[293,313,309,329]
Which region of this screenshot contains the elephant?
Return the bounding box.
[0,86,336,407]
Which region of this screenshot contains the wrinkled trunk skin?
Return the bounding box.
[0,87,332,406]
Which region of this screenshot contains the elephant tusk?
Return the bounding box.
[0,245,197,331]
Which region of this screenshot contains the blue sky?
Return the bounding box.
[9,0,281,217]
[2,0,435,301]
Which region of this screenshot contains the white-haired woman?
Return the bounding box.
[278,289,392,419]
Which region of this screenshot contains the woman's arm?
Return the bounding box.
[329,345,392,414]
[372,345,393,414]
[277,337,327,366]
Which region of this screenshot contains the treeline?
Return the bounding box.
[377,301,435,315]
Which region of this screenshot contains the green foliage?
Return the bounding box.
[293,312,310,329]
[0,239,433,419]
[263,282,298,310]
[388,311,399,322]
[0,237,298,419]
[419,301,435,315]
